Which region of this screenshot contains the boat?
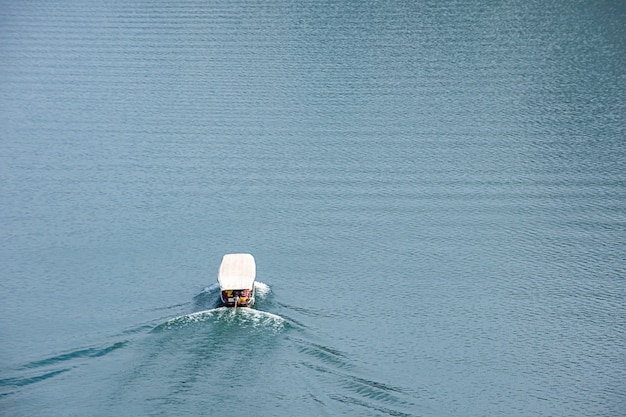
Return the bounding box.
[218,253,256,308]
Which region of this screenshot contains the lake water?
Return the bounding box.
[1,0,625,416]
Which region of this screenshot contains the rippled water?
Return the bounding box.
[1,0,625,416]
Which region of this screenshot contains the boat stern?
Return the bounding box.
[220,288,254,307]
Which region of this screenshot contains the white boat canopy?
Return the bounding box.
[217,253,256,290]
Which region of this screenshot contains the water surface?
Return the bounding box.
[1,0,625,416]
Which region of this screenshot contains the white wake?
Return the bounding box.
[157,306,285,332]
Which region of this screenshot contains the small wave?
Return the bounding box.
[22,341,127,370]
[291,337,421,415]
[0,341,128,392]
[328,394,416,417]
[0,368,70,390]
[154,307,286,332]
[202,282,220,294]
[254,281,271,297]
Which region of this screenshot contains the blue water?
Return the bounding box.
[1,0,625,416]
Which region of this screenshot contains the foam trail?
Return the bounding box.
[154,307,286,332]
